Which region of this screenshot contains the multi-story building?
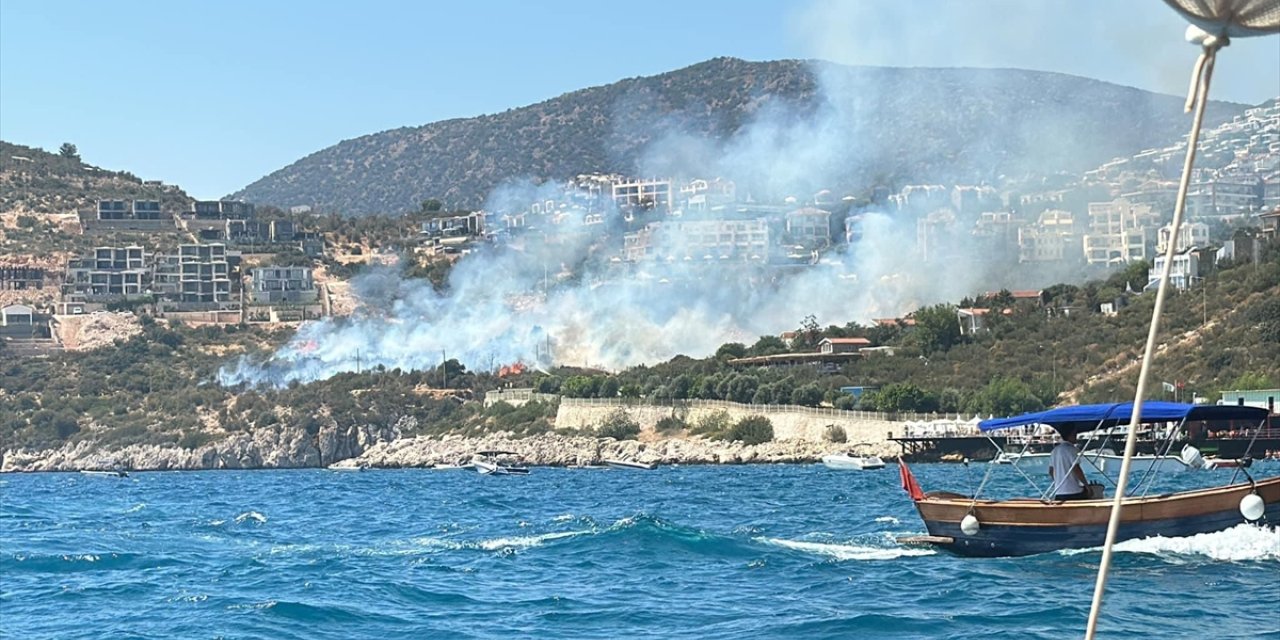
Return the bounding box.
[1146,251,1200,291]
[1156,221,1211,255]
[0,265,46,291]
[59,246,150,312]
[1186,178,1262,216]
[784,207,832,248]
[249,267,317,303]
[176,244,233,304]
[1082,198,1159,265]
[1018,226,1075,263]
[612,179,672,213]
[193,200,255,220]
[623,219,770,262]
[917,209,957,262]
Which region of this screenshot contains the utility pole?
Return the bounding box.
[356,348,361,374]
[442,350,447,388]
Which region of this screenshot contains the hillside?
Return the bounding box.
[0,141,191,214]
[231,57,1245,214]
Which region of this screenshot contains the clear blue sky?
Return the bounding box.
[2,0,1277,200]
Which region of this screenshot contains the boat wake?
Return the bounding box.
[1062,523,1280,562]
[760,534,936,561]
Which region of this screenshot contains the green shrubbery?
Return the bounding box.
[723,416,774,445]
[596,408,640,440]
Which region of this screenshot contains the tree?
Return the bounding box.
[911,303,962,355]
[790,383,823,407]
[421,199,444,213]
[747,335,787,357]
[715,342,747,359]
[58,142,79,160]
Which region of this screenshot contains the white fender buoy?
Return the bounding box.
[1240,493,1265,521]
[961,514,981,536]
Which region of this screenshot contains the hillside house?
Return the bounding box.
[819,337,871,354]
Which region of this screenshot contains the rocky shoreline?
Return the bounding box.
[0,418,902,473]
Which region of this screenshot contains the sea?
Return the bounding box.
[2,463,1278,640]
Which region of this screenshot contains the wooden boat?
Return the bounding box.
[898,402,1278,557]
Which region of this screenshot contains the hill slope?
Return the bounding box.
[232,57,1244,214]
[0,141,191,214]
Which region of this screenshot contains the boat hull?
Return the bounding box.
[912,477,1280,557]
[821,454,886,470]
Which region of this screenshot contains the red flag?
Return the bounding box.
[898,457,924,501]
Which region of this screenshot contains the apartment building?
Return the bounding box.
[249,267,317,304]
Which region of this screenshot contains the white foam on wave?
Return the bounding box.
[476,530,584,551]
[760,537,936,560]
[234,511,267,524]
[552,514,575,522]
[1064,524,1280,562]
[874,516,900,524]
[123,503,146,513]
[409,529,590,552]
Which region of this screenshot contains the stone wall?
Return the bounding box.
[555,399,900,456]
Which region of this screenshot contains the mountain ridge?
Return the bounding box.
[231,57,1247,214]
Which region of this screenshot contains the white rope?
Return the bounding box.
[1084,37,1224,640]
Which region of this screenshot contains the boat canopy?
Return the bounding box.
[979,402,1268,433]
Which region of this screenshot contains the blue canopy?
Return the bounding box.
[978,402,1269,433]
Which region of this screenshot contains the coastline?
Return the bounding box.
[0,427,902,473]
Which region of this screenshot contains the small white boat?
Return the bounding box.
[472,451,530,476]
[604,459,657,470]
[431,462,474,471]
[80,469,129,478]
[821,447,886,470]
[327,463,366,472]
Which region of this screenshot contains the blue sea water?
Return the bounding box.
[2,463,1278,639]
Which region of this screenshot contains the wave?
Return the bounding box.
[235,511,268,525]
[1,551,177,573]
[1087,523,1280,562]
[123,502,146,514]
[759,534,936,561]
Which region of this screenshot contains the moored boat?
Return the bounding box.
[603,459,657,470]
[898,402,1278,557]
[821,444,886,470]
[472,451,530,476]
[80,469,129,478]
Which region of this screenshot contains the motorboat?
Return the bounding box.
[603,459,657,470]
[472,451,530,476]
[898,402,1278,557]
[327,462,366,472]
[431,461,475,471]
[822,445,886,470]
[80,469,129,478]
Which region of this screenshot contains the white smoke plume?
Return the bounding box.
[218,4,1121,388]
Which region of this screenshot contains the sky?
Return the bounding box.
[1,0,1277,200]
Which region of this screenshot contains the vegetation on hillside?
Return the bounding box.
[2,241,1275,454]
[0,141,190,214]
[232,58,1243,213]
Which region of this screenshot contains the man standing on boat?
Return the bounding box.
[1048,430,1089,501]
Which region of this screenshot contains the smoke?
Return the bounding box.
[218,3,1133,388]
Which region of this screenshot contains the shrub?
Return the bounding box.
[655,415,686,435]
[690,410,732,438]
[596,408,640,440]
[724,415,773,445]
[178,431,217,450]
[824,424,847,443]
